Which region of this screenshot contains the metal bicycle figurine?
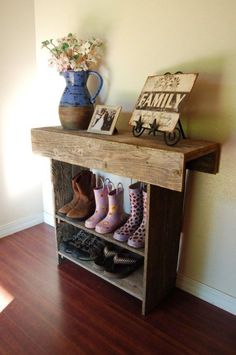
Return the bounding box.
[132,116,186,146]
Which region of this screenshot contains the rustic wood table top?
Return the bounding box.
[31,126,219,191]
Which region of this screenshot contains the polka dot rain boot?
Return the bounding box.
[127,187,147,249]
[95,183,127,234]
[113,182,143,242]
[85,178,111,229]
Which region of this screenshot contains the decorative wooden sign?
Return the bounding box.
[129,73,198,144]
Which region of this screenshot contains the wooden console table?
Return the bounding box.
[31,126,219,315]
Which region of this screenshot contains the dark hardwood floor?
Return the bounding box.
[0,224,235,354]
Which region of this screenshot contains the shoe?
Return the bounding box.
[128,188,147,249]
[95,183,127,234]
[113,182,143,242]
[59,241,75,254]
[66,170,96,220]
[57,171,82,215]
[93,244,121,270]
[85,178,111,229]
[70,230,105,261]
[59,230,85,253]
[104,252,144,278]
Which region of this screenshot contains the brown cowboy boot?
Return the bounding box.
[57,171,82,215]
[66,171,96,220]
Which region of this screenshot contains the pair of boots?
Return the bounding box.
[85,180,127,234]
[58,170,96,220]
[113,182,147,249]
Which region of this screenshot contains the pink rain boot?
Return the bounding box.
[113,182,143,242]
[128,188,147,248]
[85,178,110,229]
[95,183,127,234]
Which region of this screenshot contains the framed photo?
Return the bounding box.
[87,105,122,135]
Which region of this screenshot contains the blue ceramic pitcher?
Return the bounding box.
[59,70,103,130]
[59,70,103,106]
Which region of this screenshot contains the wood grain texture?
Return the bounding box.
[59,251,144,300]
[31,127,219,192]
[0,224,235,355]
[186,150,220,174]
[51,159,74,211]
[52,160,84,252]
[143,184,185,315]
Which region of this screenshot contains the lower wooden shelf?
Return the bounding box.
[56,214,145,257]
[58,251,144,301]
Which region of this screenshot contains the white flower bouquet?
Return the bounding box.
[42,33,103,72]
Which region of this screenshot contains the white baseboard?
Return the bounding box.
[177,273,236,315]
[0,213,44,238]
[43,211,55,227]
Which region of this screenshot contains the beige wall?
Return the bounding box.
[35,0,236,302]
[0,0,43,232]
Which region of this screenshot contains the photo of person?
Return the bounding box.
[88,105,122,135]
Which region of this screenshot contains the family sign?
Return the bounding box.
[129,73,198,134]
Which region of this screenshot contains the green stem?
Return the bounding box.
[44,44,59,58]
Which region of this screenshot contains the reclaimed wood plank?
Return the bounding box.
[186,150,220,174]
[32,128,181,191]
[32,126,217,155]
[31,127,219,192]
[143,184,185,315]
[59,251,144,301]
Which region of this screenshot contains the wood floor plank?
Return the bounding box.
[0,312,44,355]
[0,223,235,355]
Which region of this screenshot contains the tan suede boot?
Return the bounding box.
[57,171,82,215]
[66,171,96,220]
